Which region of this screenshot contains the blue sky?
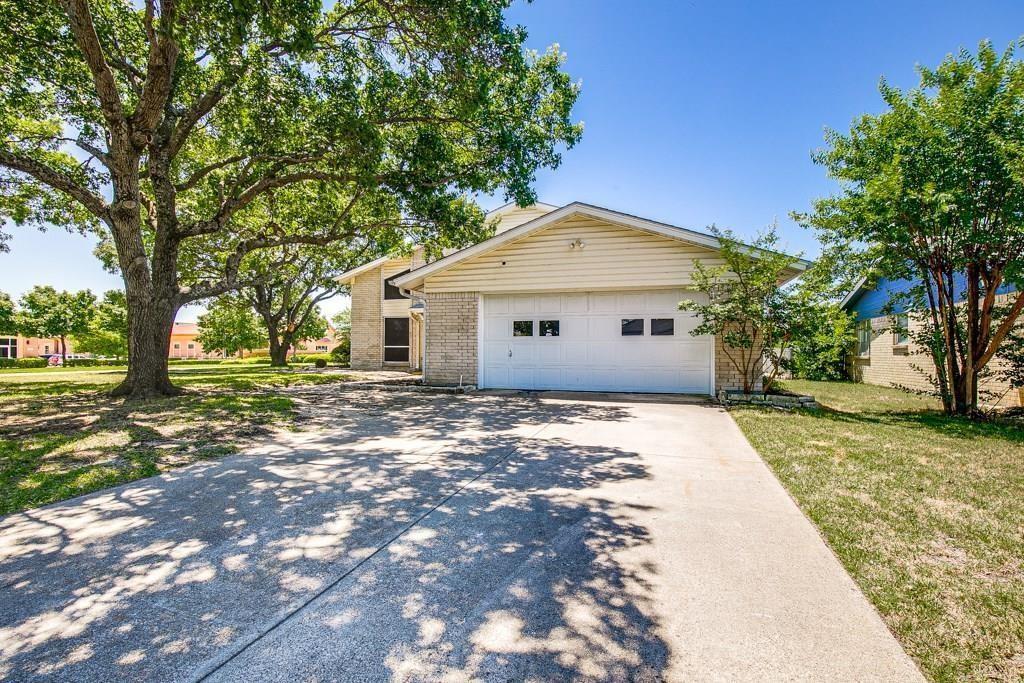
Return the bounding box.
[2,0,1023,321]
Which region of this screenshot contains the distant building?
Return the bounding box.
[168,322,341,359]
[0,335,73,360]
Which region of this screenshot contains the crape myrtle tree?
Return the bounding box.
[17,285,96,364]
[0,0,581,398]
[798,41,1024,416]
[196,295,266,358]
[679,226,810,396]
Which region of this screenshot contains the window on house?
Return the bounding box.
[44,345,50,354]
[621,319,644,336]
[384,269,411,300]
[384,317,410,362]
[173,343,180,350]
[316,345,328,352]
[513,320,534,337]
[0,337,16,359]
[894,314,909,346]
[651,318,675,336]
[857,320,872,357]
[539,320,559,337]
[187,343,195,350]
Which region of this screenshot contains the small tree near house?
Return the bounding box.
[680,226,808,396]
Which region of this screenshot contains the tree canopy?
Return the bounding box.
[73,289,129,358]
[679,225,808,395]
[799,40,1024,415]
[0,291,14,334]
[16,286,96,361]
[0,0,581,397]
[196,295,266,357]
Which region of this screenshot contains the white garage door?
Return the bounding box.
[480,290,713,394]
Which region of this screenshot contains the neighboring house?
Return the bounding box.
[841,275,1021,407]
[293,329,340,355]
[169,322,219,359]
[338,202,808,394]
[0,334,74,359]
[168,322,340,359]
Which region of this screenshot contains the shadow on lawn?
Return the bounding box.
[0,391,668,681]
[792,402,1024,444]
[0,385,296,516]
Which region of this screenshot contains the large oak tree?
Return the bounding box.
[0,0,580,398]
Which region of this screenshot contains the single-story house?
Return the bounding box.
[841,275,1022,407]
[337,201,808,395]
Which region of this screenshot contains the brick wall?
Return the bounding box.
[350,269,382,370]
[850,301,1021,407]
[715,331,763,393]
[423,292,478,385]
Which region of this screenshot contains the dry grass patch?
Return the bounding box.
[731,380,1024,682]
[0,364,353,515]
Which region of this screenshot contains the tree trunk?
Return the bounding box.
[111,293,180,399]
[60,335,67,366]
[268,335,288,367]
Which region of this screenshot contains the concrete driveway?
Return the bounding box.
[0,389,922,682]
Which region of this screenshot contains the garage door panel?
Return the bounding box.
[483,342,510,364]
[511,367,535,387]
[479,290,712,394]
[512,296,536,314]
[563,294,588,313]
[484,318,508,339]
[484,365,511,387]
[534,294,562,314]
[562,342,589,364]
[536,343,561,363]
[484,295,510,315]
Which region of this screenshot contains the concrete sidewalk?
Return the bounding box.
[0,389,923,681]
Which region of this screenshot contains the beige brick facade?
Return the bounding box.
[714,332,763,394]
[350,270,382,370]
[423,292,478,386]
[850,304,1021,407]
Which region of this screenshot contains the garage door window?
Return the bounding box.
[539,320,560,337]
[384,317,410,362]
[651,318,675,336]
[513,320,534,336]
[621,318,644,336]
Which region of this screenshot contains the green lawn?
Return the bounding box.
[732,380,1024,683]
[0,364,352,515]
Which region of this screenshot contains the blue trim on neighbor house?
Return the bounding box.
[844,275,1017,321]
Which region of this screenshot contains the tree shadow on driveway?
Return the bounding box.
[0,390,669,682]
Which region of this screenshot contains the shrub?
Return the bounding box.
[8,358,47,368]
[314,358,327,369]
[788,305,857,381]
[64,358,125,367]
[292,353,332,364]
[330,335,351,365]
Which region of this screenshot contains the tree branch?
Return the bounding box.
[0,149,109,219]
[59,0,125,125]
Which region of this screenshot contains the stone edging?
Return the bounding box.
[718,390,819,410]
